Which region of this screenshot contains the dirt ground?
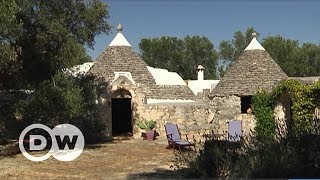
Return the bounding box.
[0,137,180,179]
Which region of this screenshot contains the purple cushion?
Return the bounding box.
[164,123,181,141]
[228,120,242,142]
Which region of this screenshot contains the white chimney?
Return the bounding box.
[196,65,204,80]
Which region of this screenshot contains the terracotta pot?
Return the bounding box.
[146,130,155,141]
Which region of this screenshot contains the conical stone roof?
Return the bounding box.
[210,34,288,97]
[89,24,156,85]
[90,46,157,85]
[89,24,195,100]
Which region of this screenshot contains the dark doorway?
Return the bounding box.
[111,98,132,136]
[241,96,252,113]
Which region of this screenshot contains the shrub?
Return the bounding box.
[24,73,84,126]
[0,91,30,139]
[253,90,275,140]
[171,133,238,178]
[136,119,156,131]
[21,72,105,142]
[172,130,320,178]
[253,79,320,139]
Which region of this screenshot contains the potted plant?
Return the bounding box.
[136,119,156,140]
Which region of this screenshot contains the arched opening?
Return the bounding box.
[111,88,132,136]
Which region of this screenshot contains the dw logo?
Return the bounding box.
[19,124,85,162]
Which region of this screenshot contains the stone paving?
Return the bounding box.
[0,137,178,179]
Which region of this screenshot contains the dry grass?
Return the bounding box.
[0,138,175,179]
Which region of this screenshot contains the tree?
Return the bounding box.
[24,73,95,125]
[298,43,320,76]
[262,36,300,76]
[184,36,218,79]
[218,27,257,77]
[218,27,320,77]
[262,36,320,77]
[0,0,23,88]
[0,0,111,89]
[219,27,257,63]
[0,0,111,141]
[20,72,106,141]
[140,36,184,73]
[139,36,218,80]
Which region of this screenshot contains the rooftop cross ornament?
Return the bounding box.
[117,24,123,32]
[252,32,257,38]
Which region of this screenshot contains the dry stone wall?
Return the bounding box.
[96,82,113,141]
[98,78,290,141]
[0,142,19,156]
[97,81,292,141]
[209,95,255,136]
[99,80,258,140]
[274,93,291,138]
[135,102,213,138]
[234,114,255,135]
[106,78,215,139]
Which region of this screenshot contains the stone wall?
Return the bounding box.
[135,102,213,138]
[135,94,257,140]
[274,92,291,138]
[207,93,293,139]
[103,77,215,139]
[234,114,255,135]
[96,81,113,141]
[208,95,255,136]
[98,83,258,140]
[99,79,299,141]
[0,142,19,156]
[99,77,297,140]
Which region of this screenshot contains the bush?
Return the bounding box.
[172,131,320,178]
[171,133,238,178]
[136,119,156,131]
[0,91,30,139]
[24,73,85,126]
[0,72,107,143]
[253,80,320,139]
[21,72,106,143]
[253,90,275,140]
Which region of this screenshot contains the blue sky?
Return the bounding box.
[87,0,319,60]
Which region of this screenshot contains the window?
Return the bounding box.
[241,96,252,114]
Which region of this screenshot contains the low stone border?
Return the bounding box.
[0,141,20,156]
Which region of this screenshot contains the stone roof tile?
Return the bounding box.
[89,47,195,100]
[210,50,288,97]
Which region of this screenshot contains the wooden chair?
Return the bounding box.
[164,123,195,151]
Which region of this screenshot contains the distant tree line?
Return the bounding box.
[139,27,320,79]
[139,36,218,80]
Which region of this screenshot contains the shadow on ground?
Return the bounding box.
[84,138,128,149]
[127,168,193,179]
